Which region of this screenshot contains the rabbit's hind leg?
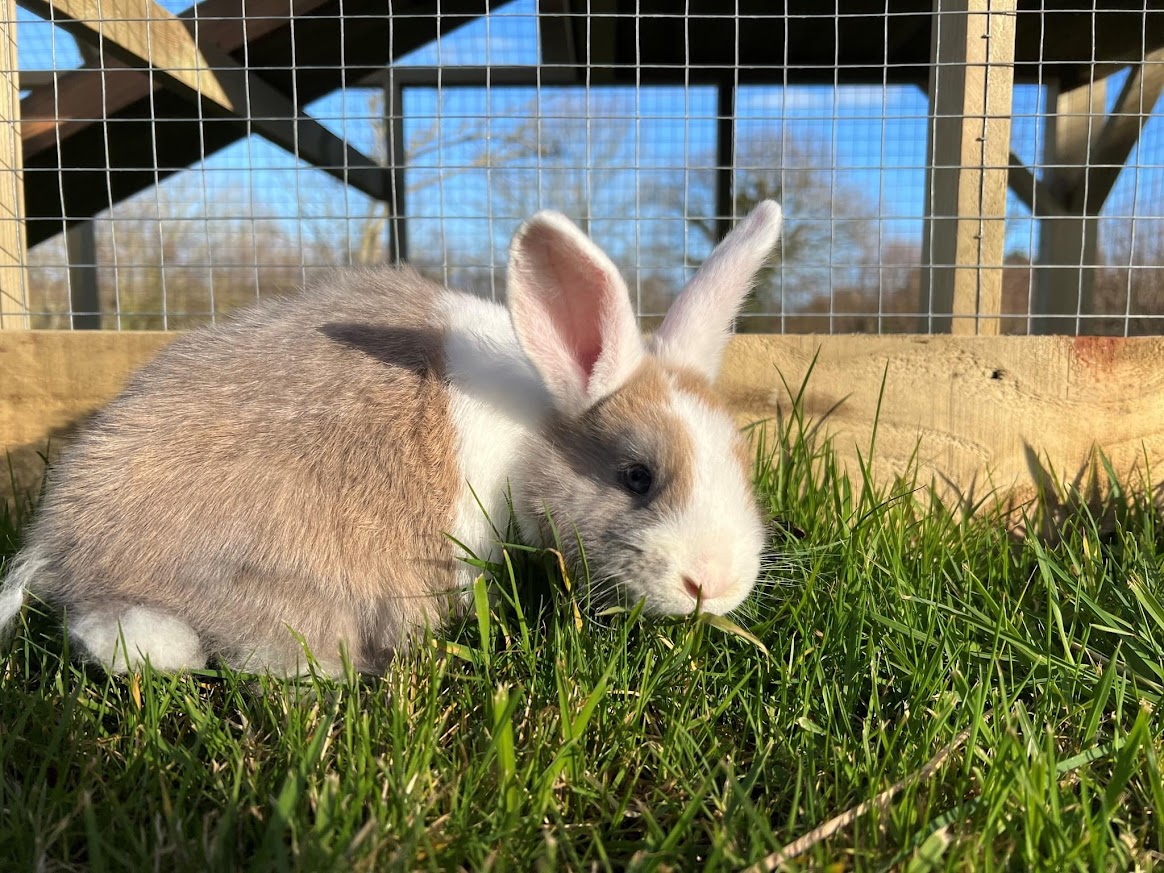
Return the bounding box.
[69,605,207,673]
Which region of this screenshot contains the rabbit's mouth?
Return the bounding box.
[598,555,758,618]
[643,568,757,616]
[600,514,763,617]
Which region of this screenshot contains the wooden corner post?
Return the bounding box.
[1030,49,1164,334]
[921,0,1017,335]
[1033,77,1105,333]
[0,0,28,329]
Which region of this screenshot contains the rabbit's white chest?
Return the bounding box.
[440,291,550,588]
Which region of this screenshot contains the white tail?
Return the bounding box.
[0,549,41,643]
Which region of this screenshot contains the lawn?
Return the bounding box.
[2,390,1164,871]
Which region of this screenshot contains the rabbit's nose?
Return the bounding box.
[682,573,730,603]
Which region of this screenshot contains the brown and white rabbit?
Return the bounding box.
[0,201,783,675]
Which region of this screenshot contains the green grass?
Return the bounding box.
[3,384,1164,871]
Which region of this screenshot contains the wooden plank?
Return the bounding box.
[1081,47,1164,216]
[921,0,1016,337]
[21,0,232,106]
[1047,77,1109,198]
[0,330,174,498]
[17,0,387,201]
[5,333,1164,519]
[0,0,28,329]
[1033,78,1106,334]
[719,334,1164,518]
[20,0,333,161]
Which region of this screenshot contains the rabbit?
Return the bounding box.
[0,200,783,676]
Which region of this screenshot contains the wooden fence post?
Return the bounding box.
[0,0,28,329]
[921,0,1017,335]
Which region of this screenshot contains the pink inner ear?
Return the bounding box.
[508,210,645,409]
[530,226,609,385]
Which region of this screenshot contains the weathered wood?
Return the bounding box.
[721,335,1164,514]
[921,0,1016,337]
[17,0,387,201]
[1034,79,1106,334]
[0,0,28,329]
[5,333,1164,519]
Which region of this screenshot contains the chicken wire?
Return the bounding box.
[2,0,1163,334]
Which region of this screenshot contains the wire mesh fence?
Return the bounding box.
[2,0,1163,334]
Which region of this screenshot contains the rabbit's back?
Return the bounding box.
[22,266,470,672]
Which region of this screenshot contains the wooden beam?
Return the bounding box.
[1047,77,1109,200]
[1080,47,1164,216]
[7,333,1164,520]
[720,334,1164,519]
[921,0,1017,337]
[583,0,618,84]
[0,0,28,329]
[1033,78,1106,334]
[385,80,408,263]
[1007,151,1066,217]
[715,79,735,244]
[20,1,507,247]
[16,71,58,89]
[20,0,332,161]
[17,0,388,201]
[65,221,99,330]
[537,0,580,71]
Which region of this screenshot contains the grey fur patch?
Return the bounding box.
[517,359,694,607]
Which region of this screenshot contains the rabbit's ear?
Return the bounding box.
[507,211,644,413]
[652,200,782,382]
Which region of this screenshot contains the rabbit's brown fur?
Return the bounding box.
[22,267,462,673]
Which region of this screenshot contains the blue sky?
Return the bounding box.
[13,0,1164,289]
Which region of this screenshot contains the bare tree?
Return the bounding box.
[666,130,882,332]
[407,90,648,300]
[25,90,522,328]
[26,174,300,330]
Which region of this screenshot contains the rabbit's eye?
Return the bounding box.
[620,464,654,496]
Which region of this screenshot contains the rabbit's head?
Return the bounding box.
[508,201,782,615]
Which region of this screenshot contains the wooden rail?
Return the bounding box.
[4,332,1164,517]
